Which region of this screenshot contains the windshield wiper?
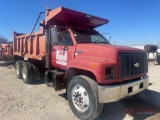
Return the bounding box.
[78,41,109,44]
[79,42,92,44]
[99,42,109,44]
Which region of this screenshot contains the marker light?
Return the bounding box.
[91,64,96,68]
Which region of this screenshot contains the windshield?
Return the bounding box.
[73,30,110,44]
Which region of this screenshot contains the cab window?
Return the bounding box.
[57,29,73,46]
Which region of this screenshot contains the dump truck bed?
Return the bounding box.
[13,7,109,60]
[13,27,45,60]
[0,43,13,60]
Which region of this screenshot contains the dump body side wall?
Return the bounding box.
[13,27,45,61]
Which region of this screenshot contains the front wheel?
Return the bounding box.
[67,75,103,120]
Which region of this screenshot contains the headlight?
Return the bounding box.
[105,67,115,80]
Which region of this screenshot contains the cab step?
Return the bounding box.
[45,70,65,90]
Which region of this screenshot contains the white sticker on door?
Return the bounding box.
[56,51,67,65]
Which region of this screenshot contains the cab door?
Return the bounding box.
[51,29,75,70]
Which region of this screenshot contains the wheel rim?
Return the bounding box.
[22,67,27,79]
[72,85,89,112]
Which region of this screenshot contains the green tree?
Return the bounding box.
[0,35,8,44]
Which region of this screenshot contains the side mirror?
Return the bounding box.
[51,27,58,46]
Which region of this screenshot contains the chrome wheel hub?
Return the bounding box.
[72,85,89,112]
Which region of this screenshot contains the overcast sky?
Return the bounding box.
[0,0,160,46]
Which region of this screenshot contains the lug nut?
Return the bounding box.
[84,92,87,96]
[84,104,88,108]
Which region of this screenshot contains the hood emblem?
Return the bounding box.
[134,62,140,68]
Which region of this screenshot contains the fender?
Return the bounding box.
[67,57,115,83]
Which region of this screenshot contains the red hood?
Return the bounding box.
[78,44,145,53]
[75,44,146,61]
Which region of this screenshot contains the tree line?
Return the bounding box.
[0,35,9,44]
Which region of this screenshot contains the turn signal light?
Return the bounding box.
[91,64,96,68]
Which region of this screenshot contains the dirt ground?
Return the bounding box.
[0,61,160,120]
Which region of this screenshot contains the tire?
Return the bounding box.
[67,75,103,120]
[32,65,40,81]
[15,60,23,79]
[21,62,34,84]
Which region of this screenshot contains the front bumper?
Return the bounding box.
[98,75,149,103]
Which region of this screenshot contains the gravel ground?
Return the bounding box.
[0,61,160,120]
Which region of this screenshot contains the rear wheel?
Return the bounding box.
[15,60,23,79]
[67,75,103,120]
[32,65,40,81]
[22,62,34,84]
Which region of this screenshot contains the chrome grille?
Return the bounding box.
[119,53,147,78]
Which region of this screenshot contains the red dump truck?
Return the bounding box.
[0,43,13,61]
[13,7,149,120]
